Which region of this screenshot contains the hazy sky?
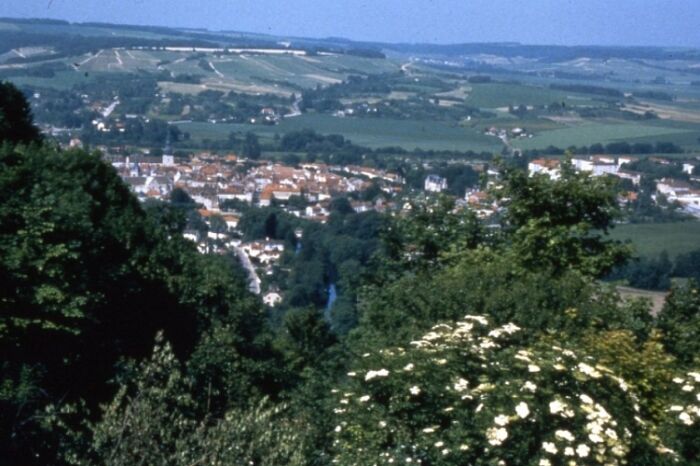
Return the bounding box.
[2,0,699,47]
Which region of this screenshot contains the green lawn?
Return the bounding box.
[609,222,700,259]
[177,114,503,152]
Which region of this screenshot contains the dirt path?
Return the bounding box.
[617,286,668,316]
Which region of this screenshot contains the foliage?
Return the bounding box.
[333,316,675,465]
[657,281,700,365]
[0,81,41,144]
[496,162,630,277]
[382,195,485,272]
[69,333,306,466]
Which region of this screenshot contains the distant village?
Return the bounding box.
[83,137,700,304]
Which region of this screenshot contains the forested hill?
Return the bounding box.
[1,81,700,465]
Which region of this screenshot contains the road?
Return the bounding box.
[101,100,120,118]
[285,94,303,118]
[209,60,224,78]
[234,246,261,295]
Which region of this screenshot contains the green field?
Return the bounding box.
[177,114,503,151]
[512,120,694,150]
[465,83,598,109]
[609,222,700,259]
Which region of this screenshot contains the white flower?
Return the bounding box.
[359,395,370,403]
[579,394,593,405]
[379,420,387,428]
[515,402,530,419]
[365,369,390,381]
[486,427,508,446]
[528,364,541,373]
[588,433,604,444]
[564,447,575,456]
[409,386,421,396]
[555,430,575,442]
[682,385,694,392]
[347,372,356,377]
[576,444,590,458]
[673,377,685,384]
[434,441,444,447]
[501,322,521,334]
[453,378,469,392]
[669,405,684,412]
[334,425,342,432]
[539,459,551,466]
[577,362,602,378]
[459,444,469,451]
[522,381,537,392]
[679,412,694,426]
[688,372,700,383]
[403,363,415,371]
[549,400,564,415]
[464,315,488,325]
[542,442,557,454]
[494,414,510,426]
[423,426,436,433]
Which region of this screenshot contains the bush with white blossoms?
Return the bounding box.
[331,315,674,466]
[661,371,700,461]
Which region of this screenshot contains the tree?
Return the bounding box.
[0,81,41,144]
[496,162,630,277]
[69,333,306,466]
[657,281,700,365]
[242,131,261,159]
[334,316,674,466]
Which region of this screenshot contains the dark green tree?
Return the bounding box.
[0,81,41,145]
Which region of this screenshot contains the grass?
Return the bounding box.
[4,70,95,90]
[465,83,596,108]
[177,113,503,152]
[609,221,700,259]
[512,120,694,150]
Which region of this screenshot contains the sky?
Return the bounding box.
[2,0,700,47]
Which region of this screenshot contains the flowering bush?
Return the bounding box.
[331,315,674,465]
[661,372,700,461]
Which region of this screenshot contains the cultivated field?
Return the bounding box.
[609,221,700,259]
[177,114,502,152]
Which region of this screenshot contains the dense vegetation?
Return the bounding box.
[1,81,699,466]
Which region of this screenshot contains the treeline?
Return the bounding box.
[550,83,623,98]
[0,30,218,57]
[608,248,700,290]
[522,139,685,157]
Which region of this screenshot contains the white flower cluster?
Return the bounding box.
[331,315,667,466]
[668,371,700,427]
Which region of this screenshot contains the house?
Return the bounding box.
[221,214,240,230]
[656,178,692,199]
[528,159,561,179]
[424,174,448,193]
[615,170,642,186]
[675,190,700,217]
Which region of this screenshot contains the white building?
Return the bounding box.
[424,174,448,193]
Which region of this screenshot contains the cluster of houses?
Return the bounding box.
[485,126,533,140]
[528,155,700,218]
[110,151,404,218]
[107,150,406,304]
